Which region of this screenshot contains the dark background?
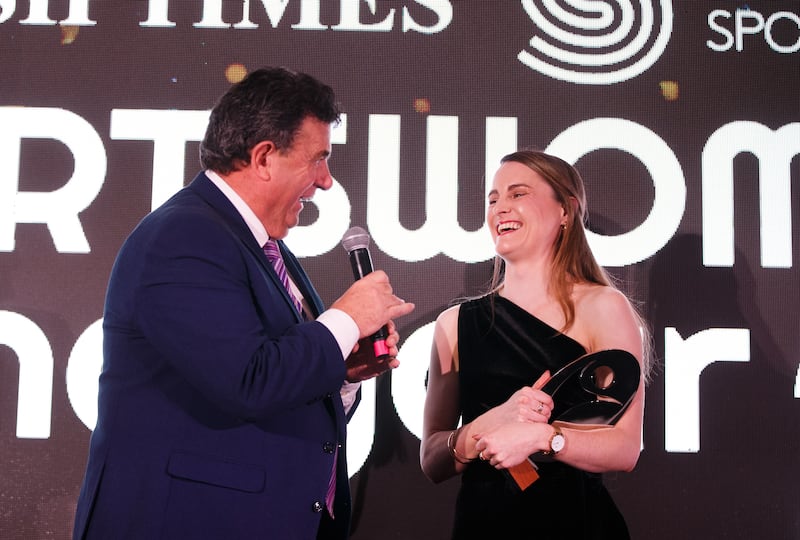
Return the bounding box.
[1,1,798,538]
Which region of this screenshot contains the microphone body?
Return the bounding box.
[341,227,390,358]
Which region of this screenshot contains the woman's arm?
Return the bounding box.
[421,305,556,482]
[420,305,465,483]
[553,286,646,472]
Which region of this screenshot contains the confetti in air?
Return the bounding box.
[61,26,79,45]
[225,63,248,84]
[414,98,431,113]
[659,80,679,101]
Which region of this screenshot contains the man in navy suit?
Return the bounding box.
[72,67,415,539]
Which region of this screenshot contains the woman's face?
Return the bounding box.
[487,161,567,263]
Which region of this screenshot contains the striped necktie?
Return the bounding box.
[263,240,304,317]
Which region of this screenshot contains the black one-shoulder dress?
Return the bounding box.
[453,295,630,540]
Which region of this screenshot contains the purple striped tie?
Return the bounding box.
[326,447,337,517]
[263,240,304,317]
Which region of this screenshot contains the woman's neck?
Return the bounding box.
[499,258,553,308]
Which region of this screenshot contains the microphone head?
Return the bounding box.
[341,226,371,252]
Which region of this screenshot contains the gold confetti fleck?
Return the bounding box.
[414,98,431,113]
[61,26,79,45]
[659,81,679,101]
[225,63,248,84]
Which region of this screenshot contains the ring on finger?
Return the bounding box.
[479,451,486,461]
[536,402,544,414]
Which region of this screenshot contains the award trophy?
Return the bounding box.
[506,349,641,490]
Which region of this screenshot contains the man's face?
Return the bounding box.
[263,116,333,239]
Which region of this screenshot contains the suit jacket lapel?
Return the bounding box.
[189,172,254,242]
[188,173,305,319]
[277,246,347,432]
[188,173,348,435]
[188,173,327,323]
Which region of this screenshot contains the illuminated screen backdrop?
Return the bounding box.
[1,1,798,539]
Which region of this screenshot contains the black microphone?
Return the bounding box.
[341,226,390,358]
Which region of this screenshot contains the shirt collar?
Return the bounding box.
[205,169,270,247]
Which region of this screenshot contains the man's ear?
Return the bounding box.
[251,140,276,179]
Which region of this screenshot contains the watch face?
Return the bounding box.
[551,434,565,453]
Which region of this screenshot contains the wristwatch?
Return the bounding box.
[545,426,565,455]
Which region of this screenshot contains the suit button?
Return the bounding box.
[312,501,323,513]
[323,441,335,453]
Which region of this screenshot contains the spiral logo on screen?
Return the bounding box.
[517,0,673,85]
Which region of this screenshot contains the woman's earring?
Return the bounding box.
[561,222,567,231]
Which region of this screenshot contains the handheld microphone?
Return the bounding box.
[341,226,390,358]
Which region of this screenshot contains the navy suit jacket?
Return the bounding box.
[73,173,354,539]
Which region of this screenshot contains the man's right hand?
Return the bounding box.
[330,270,415,338]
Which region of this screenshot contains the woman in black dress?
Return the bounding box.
[420,150,652,539]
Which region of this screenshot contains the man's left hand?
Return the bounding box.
[345,320,401,382]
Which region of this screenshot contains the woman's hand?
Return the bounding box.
[474,371,553,430]
[473,422,553,469]
[463,371,555,466]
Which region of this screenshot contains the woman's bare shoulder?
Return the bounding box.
[573,283,642,356]
[574,283,633,314]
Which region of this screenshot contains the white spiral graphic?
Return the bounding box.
[517,0,673,84]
